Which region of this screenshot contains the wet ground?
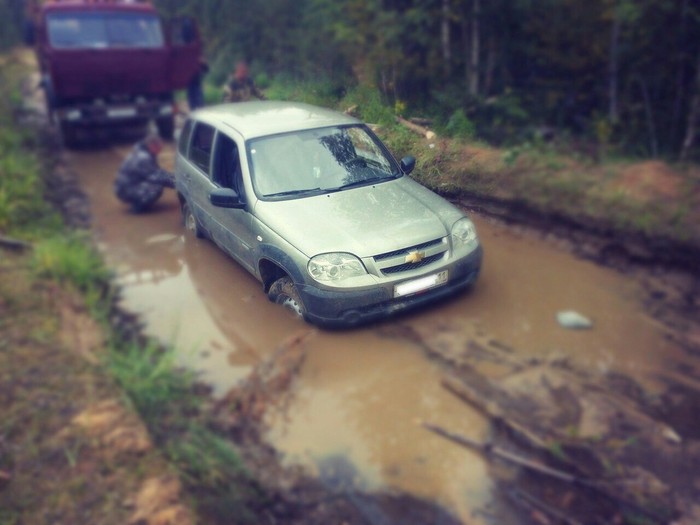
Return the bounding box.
[69,142,697,524]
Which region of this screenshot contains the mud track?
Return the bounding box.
[19,83,700,523]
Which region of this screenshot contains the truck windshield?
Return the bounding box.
[47,12,164,49]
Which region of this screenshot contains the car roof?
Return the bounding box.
[190,101,362,140]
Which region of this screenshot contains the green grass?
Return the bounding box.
[107,339,263,522]
[107,340,195,422]
[30,233,112,292]
[0,55,62,239]
[2,53,262,524]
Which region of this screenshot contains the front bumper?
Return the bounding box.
[299,245,483,328]
[56,100,173,126]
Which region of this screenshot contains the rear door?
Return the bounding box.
[184,121,216,234]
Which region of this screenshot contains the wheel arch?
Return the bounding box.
[257,246,306,293]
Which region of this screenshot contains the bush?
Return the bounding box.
[264,75,344,108]
[340,85,395,126]
[445,109,476,140]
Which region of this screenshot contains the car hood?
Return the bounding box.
[253,177,462,258]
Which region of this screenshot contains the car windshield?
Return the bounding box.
[47,12,164,49]
[248,125,401,199]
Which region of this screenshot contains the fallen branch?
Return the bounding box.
[0,235,32,251]
[423,421,668,523]
[395,116,437,140]
[421,421,582,485]
[442,374,549,450]
[506,487,583,525]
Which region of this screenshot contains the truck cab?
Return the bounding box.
[27,0,201,144]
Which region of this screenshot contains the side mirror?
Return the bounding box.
[210,188,244,209]
[400,156,416,175]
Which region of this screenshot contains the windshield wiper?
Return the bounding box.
[336,176,392,191]
[265,187,322,198]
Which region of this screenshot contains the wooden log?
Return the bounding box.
[0,235,32,251]
[441,373,549,451]
[395,116,437,139]
[421,421,581,485]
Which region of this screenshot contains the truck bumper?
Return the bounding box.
[56,100,174,126]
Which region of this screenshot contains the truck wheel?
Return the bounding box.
[268,276,306,320]
[182,202,204,238]
[156,116,175,141]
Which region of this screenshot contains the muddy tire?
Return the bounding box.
[182,201,204,238]
[268,276,306,320]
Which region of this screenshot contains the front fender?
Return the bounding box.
[258,243,306,287]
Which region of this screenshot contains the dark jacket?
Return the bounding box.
[114,141,174,211]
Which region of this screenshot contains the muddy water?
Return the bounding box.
[70,144,691,524]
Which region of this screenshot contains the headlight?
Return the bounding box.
[451,217,478,246]
[308,252,366,282]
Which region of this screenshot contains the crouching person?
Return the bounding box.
[114,135,175,213]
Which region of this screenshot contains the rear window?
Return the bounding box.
[188,122,215,175]
[46,12,164,49]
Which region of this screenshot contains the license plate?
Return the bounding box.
[107,107,137,118]
[394,270,448,298]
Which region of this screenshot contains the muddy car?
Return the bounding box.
[175,101,482,326]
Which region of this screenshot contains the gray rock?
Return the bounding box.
[556,310,593,329]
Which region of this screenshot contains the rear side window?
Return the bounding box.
[188,122,215,175]
[178,119,193,155]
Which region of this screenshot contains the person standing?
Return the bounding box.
[187,59,209,111]
[222,60,266,103]
[114,135,175,213]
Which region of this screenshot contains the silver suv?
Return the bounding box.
[175,101,482,327]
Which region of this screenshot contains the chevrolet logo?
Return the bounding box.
[404,251,425,264]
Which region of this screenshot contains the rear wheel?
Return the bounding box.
[182,201,204,238]
[268,276,306,320]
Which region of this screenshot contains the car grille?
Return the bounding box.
[373,238,447,276]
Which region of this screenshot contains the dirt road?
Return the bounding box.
[69,142,698,524]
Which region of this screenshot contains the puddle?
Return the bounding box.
[69,145,694,523]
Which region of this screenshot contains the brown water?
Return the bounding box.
[70,144,691,524]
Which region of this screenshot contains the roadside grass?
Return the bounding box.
[1,51,263,524]
[30,233,112,291]
[106,339,264,522]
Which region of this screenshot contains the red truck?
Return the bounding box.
[25,0,202,144]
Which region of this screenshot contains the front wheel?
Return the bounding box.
[268,276,306,320]
[182,201,204,238]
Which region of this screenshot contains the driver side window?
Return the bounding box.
[188,122,215,176]
[212,132,243,196]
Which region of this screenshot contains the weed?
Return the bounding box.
[107,340,195,424]
[168,424,248,488]
[445,109,476,141]
[31,233,111,292]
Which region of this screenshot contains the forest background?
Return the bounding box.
[2,0,700,160]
